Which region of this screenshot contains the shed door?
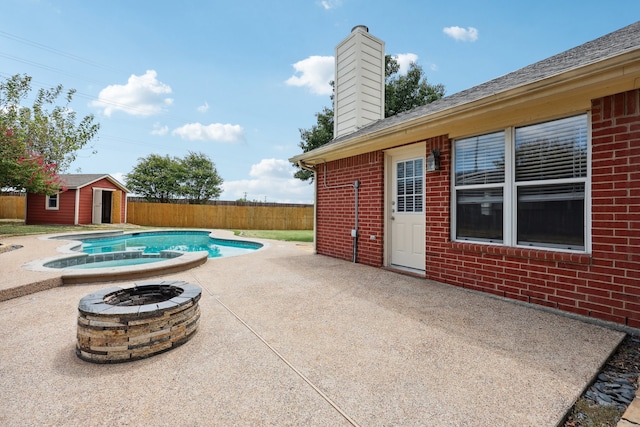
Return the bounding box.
[101,190,112,224]
[390,153,426,271]
[92,188,102,224]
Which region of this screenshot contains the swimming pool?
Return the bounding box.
[76,230,263,258]
[30,230,264,282]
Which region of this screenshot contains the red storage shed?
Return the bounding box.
[26,174,128,225]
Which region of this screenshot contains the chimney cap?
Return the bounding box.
[351,25,369,33]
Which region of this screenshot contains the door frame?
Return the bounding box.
[383,142,426,270]
[92,187,115,224]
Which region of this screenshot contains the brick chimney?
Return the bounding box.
[334,25,385,138]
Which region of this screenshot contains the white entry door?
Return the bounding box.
[390,151,426,271]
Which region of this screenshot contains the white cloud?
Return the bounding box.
[222,159,314,203]
[197,101,209,113]
[285,55,334,96]
[151,122,168,136]
[393,53,419,74]
[443,26,479,42]
[91,70,173,117]
[319,0,341,10]
[172,122,244,143]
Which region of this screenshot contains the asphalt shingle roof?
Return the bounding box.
[58,174,127,191]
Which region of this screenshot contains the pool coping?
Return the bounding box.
[22,247,210,285]
[13,229,264,291]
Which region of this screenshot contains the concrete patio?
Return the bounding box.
[0,231,625,426]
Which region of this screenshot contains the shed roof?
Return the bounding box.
[291,20,640,164]
[59,174,129,193]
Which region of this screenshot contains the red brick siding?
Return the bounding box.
[425,89,640,327]
[315,89,640,327]
[589,89,640,326]
[316,152,384,266]
[425,135,451,274]
[26,190,77,225]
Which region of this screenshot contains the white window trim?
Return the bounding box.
[451,114,591,254]
[45,193,59,211]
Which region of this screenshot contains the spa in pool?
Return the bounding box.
[43,230,263,270]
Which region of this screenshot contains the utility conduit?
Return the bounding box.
[298,160,360,263]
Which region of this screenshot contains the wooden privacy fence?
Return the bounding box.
[0,194,25,219]
[126,201,314,230]
[0,196,314,230]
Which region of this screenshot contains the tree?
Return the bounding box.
[179,151,223,204]
[0,74,100,194]
[126,154,183,203]
[385,61,445,117]
[293,106,333,181]
[293,56,445,182]
[126,152,223,203]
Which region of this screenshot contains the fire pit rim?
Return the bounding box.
[78,280,201,315]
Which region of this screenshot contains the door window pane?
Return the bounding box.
[397,158,424,213]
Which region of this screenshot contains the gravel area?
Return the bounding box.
[564,335,640,426]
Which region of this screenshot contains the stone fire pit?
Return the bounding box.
[76,280,201,363]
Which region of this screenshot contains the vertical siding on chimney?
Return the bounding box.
[334,26,385,138]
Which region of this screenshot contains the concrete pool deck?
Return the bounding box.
[0,230,627,426]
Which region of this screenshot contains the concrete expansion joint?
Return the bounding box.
[214,296,361,427]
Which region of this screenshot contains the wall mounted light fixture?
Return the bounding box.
[427,148,441,172]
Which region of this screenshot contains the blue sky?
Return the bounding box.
[2,1,636,203]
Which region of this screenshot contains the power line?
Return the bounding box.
[0,31,235,148]
[0,30,122,74]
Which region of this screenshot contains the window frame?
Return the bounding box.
[451,114,591,253]
[45,193,59,211]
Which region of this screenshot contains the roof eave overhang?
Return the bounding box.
[291,50,640,166]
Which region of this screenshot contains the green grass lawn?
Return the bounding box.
[233,229,313,242]
[0,221,313,243]
[0,221,138,238]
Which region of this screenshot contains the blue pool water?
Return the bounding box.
[77,230,262,258]
[69,257,167,269]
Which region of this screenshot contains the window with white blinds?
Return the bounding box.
[454,131,505,242]
[453,114,589,251]
[455,131,505,186]
[515,115,588,181]
[397,158,424,213]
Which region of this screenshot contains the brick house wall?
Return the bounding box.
[315,88,640,327]
[316,152,385,265]
[424,88,640,326]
